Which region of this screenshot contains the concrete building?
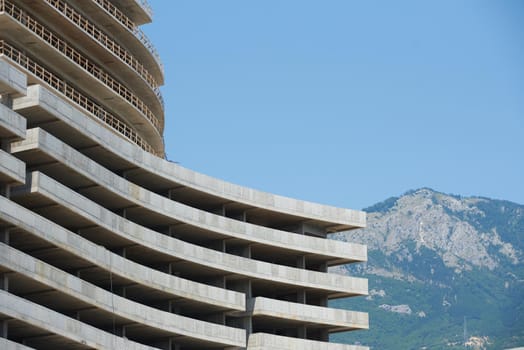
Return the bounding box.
[0,0,368,349]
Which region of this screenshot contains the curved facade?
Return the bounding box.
[0,1,368,349]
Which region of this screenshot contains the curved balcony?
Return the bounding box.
[0,42,162,155]
[0,243,246,348]
[12,84,365,238]
[0,149,25,185]
[13,171,366,299]
[0,2,163,129]
[0,196,245,313]
[247,333,369,350]
[11,128,369,280]
[111,0,153,25]
[37,0,163,102]
[0,96,26,141]
[247,297,368,332]
[70,0,164,82]
[0,55,26,97]
[0,290,159,350]
[0,338,35,350]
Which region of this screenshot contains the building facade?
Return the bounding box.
[0,1,368,349]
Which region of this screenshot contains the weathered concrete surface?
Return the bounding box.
[13,171,245,310]
[0,196,245,311]
[0,149,25,185]
[11,127,368,270]
[0,337,36,350]
[247,297,368,331]
[8,128,367,295]
[16,171,367,297]
[247,333,369,350]
[0,57,26,96]
[13,85,365,230]
[0,102,26,140]
[0,243,246,348]
[0,290,157,350]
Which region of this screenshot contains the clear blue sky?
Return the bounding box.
[144,0,524,210]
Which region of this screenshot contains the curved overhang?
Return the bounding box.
[0,244,246,348]
[0,196,245,312]
[68,0,164,85]
[12,171,367,296]
[11,130,368,270]
[12,85,365,232]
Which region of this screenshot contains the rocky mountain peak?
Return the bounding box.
[337,188,522,272]
[332,189,524,349]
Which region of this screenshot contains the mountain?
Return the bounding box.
[330,188,524,349]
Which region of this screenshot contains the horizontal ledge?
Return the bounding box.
[247,333,369,350]
[0,195,246,312]
[13,84,365,230]
[0,94,26,140]
[0,149,25,185]
[247,297,368,331]
[0,243,246,347]
[0,290,156,350]
[16,170,365,296]
[10,125,367,267]
[0,56,27,97]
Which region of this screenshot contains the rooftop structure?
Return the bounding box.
[0,1,369,349]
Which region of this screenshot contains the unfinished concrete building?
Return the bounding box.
[0,0,369,349]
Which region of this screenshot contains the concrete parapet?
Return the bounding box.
[247,333,369,350]
[0,337,36,350]
[247,297,368,331]
[0,290,157,350]
[10,126,367,268]
[0,195,245,312]
[7,128,367,295]
[17,171,366,297]
[12,84,365,230]
[0,243,246,348]
[0,102,26,140]
[0,57,26,96]
[0,149,25,185]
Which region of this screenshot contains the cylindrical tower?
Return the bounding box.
[0,1,369,349]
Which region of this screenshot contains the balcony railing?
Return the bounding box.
[40,0,163,108]
[91,0,163,75]
[0,40,158,155]
[1,0,163,134]
[136,0,153,19]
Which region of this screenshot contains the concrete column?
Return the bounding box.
[163,261,180,277]
[208,239,226,252]
[0,184,10,199]
[0,228,9,245]
[0,93,13,108]
[320,329,329,342]
[318,262,328,273]
[0,319,7,338]
[297,289,306,304]
[297,325,307,339]
[0,273,9,291]
[212,204,226,216]
[156,338,181,350]
[115,246,127,258]
[296,255,306,269]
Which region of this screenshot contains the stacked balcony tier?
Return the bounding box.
[0,2,368,349]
